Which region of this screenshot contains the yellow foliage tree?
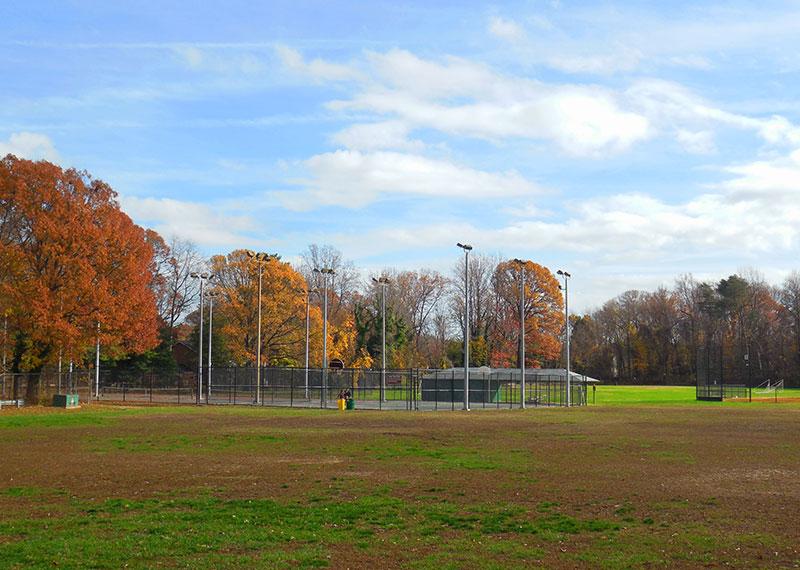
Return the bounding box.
[210,250,322,366]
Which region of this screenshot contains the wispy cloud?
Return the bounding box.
[119,196,260,248]
[276,150,542,209]
[488,16,526,43]
[0,132,59,162]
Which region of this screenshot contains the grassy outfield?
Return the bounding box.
[594,384,800,406]
[1,397,799,568]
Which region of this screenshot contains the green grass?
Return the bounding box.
[593,385,800,406]
[594,385,698,406]
[2,392,799,567]
[344,437,531,471]
[0,406,148,430]
[86,433,286,454]
[0,493,619,569]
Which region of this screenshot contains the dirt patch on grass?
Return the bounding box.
[0,404,799,568]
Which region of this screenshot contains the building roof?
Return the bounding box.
[422,367,602,383]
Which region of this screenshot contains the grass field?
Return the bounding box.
[1,387,799,568]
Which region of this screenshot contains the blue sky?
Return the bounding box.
[2,1,800,310]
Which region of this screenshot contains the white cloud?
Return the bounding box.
[0,132,60,162]
[273,47,800,157]
[326,49,651,156]
[277,150,542,209]
[716,148,800,200]
[274,44,361,82]
[667,55,713,70]
[331,121,424,151]
[627,79,800,147]
[120,196,259,247]
[173,46,265,74]
[332,146,800,262]
[547,48,642,74]
[491,5,800,77]
[676,129,716,155]
[488,16,526,43]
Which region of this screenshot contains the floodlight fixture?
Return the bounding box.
[456,242,473,410]
[557,269,572,406]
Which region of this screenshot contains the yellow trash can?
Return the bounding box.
[337,398,346,411]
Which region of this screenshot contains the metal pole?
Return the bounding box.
[322,273,329,408]
[198,277,204,405]
[95,321,100,399]
[2,314,6,375]
[256,265,263,405]
[519,264,526,409]
[304,290,310,399]
[207,294,214,404]
[463,248,471,410]
[381,282,387,403]
[557,270,572,406]
[0,315,4,400]
[565,275,571,406]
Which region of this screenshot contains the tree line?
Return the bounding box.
[570,273,800,387]
[4,156,797,392]
[0,157,566,399]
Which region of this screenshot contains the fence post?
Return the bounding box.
[290,368,295,408]
[434,373,438,411]
[450,370,455,411]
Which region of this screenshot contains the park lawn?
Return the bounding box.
[0,398,798,568]
[594,385,700,406]
[594,384,800,406]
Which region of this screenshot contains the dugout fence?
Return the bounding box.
[93,366,589,410]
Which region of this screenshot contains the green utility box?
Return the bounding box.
[52,394,80,408]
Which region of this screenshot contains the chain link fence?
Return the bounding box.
[1,366,589,410]
[0,370,94,406]
[93,367,588,410]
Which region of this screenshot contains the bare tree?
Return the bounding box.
[156,236,203,346]
[449,253,501,341]
[299,244,359,323]
[390,269,448,346]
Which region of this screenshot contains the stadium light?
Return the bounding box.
[457,243,473,411]
[190,272,214,405]
[512,259,527,409]
[94,321,100,400]
[206,290,219,403]
[314,267,336,407]
[372,276,391,402]
[294,286,318,400]
[557,270,571,406]
[247,251,277,405]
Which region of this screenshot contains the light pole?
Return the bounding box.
[95,321,101,400]
[512,259,526,409]
[457,243,472,411]
[372,276,390,402]
[557,270,571,406]
[1,312,6,398]
[190,271,213,404]
[207,290,218,404]
[246,251,276,405]
[314,267,335,408]
[295,286,318,400]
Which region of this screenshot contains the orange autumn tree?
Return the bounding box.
[490,260,564,368]
[0,155,160,396]
[210,250,323,366]
[328,315,358,366]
